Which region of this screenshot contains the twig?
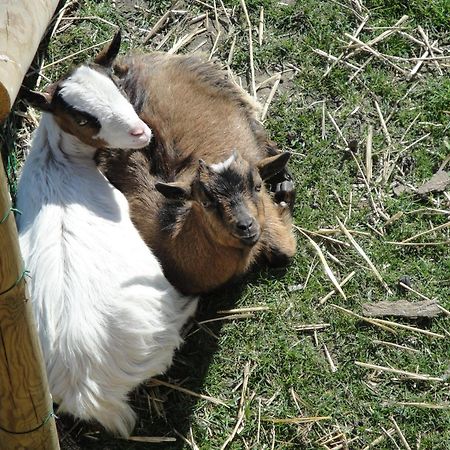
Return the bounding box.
[218,306,269,314]
[372,340,420,354]
[168,27,207,54]
[355,361,444,382]
[336,217,392,294]
[362,428,395,450]
[263,416,331,424]
[323,343,337,372]
[401,221,450,243]
[295,227,347,300]
[143,1,180,43]
[375,100,392,145]
[319,271,356,305]
[198,313,255,324]
[390,416,412,450]
[149,379,228,406]
[366,125,373,181]
[240,0,256,98]
[385,402,450,410]
[220,362,251,449]
[258,6,264,46]
[295,323,330,332]
[260,73,281,120]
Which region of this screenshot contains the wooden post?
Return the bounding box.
[0,0,60,448]
[0,163,60,449]
[0,0,60,121]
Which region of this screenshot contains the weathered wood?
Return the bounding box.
[0,162,59,449]
[362,299,443,318]
[0,0,60,122]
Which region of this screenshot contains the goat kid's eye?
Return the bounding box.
[255,184,262,192]
[76,118,88,127]
[202,201,211,208]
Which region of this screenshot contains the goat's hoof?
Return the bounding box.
[274,180,295,210]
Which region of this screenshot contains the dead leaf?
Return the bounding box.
[417,171,450,194]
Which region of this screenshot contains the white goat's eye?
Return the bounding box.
[255,184,262,192]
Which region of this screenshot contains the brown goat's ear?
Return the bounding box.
[22,88,53,112]
[257,152,291,180]
[155,181,191,200]
[94,30,121,67]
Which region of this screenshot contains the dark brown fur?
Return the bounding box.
[99,53,296,295]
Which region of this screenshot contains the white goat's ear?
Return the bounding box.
[156,181,191,200]
[257,152,291,180]
[22,88,53,112]
[94,30,121,67]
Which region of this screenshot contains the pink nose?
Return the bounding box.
[130,127,145,137]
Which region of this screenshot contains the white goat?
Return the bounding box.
[16,32,198,437]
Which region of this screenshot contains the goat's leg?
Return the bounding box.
[261,198,296,267]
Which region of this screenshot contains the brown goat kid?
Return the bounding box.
[99,53,297,294]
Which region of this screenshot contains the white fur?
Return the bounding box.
[17,76,197,436]
[59,66,152,148]
[210,151,236,173]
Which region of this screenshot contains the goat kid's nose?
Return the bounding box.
[129,127,146,137]
[236,217,255,231]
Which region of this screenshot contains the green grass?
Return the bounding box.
[1,0,449,448]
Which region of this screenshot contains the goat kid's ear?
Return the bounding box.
[94,30,122,67]
[155,181,191,200]
[257,152,291,180]
[21,88,53,112]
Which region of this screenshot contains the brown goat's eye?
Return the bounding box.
[202,200,211,208]
[76,118,88,127]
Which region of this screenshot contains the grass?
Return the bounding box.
[1,0,449,448]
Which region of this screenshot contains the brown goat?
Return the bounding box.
[99,53,296,294]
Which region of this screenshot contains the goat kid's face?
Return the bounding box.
[23,31,152,150]
[157,152,291,249]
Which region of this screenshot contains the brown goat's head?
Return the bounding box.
[156,151,290,249]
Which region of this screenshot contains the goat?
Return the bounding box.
[99,53,297,295]
[16,33,197,437]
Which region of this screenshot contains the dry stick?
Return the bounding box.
[240,0,256,98]
[198,313,255,324]
[331,304,397,334]
[209,30,222,60]
[321,101,326,140]
[347,15,409,55]
[362,428,396,450]
[436,305,450,317]
[387,240,450,247]
[327,111,348,146]
[295,228,347,300]
[397,31,442,53]
[400,112,421,143]
[372,339,420,354]
[218,306,270,314]
[344,33,410,76]
[398,282,434,302]
[294,225,350,246]
[371,317,444,339]
[382,426,402,450]
[258,6,264,46]
[263,416,331,424]
[143,1,180,43]
[401,220,450,243]
[390,417,412,450]
[366,125,373,181]
[295,323,330,332]
[323,343,337,372]
[126,436,176,443]
[355,361,444,382]
[410,47,429,78]
[418,27,443,75]
[387,402,450,410]
[336,217,392,294]
[323,14,369,77]
[313,48,361,72]
[260,73,282,120]
[149,379,228,406]
[349,55,374,81]
[220,362,251,450]
[375,100,392,145]
[256,73,282,91]
[227,34,237,67]
[319,271,356,305]
[168,27,207,54]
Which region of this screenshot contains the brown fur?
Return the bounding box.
[99,53,296,295]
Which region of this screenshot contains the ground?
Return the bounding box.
[1,0,449,449]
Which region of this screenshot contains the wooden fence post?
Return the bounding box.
[0,163,60,450]
[0,0,61,448]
